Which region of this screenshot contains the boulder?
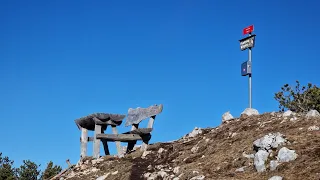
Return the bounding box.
[241,108,259,116]
[253,132,287,151]
[254,150,269,172]
[222,111,234,122]
[277,147,297,162]
[306,110,320,118]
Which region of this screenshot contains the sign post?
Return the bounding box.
[239,25,256,108]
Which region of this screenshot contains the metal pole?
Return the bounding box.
[248,43,252,108]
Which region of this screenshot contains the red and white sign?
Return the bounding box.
[243,25,254,35]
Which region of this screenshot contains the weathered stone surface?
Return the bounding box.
[308,125,319,131]
[268,176,283,180]
[254,150,269,172]
[125,104,163,126]
[222,111,234,122]
[270,160,279,171]
[306,110,320,118]
[277,147,297,162]
[241,108,259,116]
[75,113,126,131]
[253,132,287,151]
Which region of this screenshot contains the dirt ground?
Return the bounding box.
[60,112,320,180]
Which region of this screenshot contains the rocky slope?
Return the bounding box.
[58,110,320,180]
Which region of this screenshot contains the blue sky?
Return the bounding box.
[0,0,319,170]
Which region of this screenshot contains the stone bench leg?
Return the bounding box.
[111,125,123,157]
[80,128,88,159]
[93,124,101,159]
[141,116,156,151]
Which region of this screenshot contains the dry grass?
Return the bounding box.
[62,112,320,180]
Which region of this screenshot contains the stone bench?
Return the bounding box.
[74,104,163,159]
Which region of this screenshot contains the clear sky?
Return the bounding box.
[1,0,319,170]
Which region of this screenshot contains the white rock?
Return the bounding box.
[235,166,246,172]
[91,167,99,172]
[270,112,276,116]
[242,152,255,159]
[193,171,199,174]
[270,160,279,171]
[157,171,167,178]
[96,173,110,180]
[308,125,319,131]
[306,110,320,118]
[186,127,203,138]
[190,175,205,180]
[269,176,283,180]
[253,132,287,151]
[277,147,297,162]
[283,110,293,117]
[173,178,180,180]
[111,171,118,175]
[241,108,259,116]
[173,166,180,174]
[158,148,165,154]
[254,150,269,172]
[290,117,298,121]
[142,151,151,158]
[222,111,234,122]
[144,172,151,178]
[191,145,199,153]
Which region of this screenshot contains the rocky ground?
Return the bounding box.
[57,110,320,180]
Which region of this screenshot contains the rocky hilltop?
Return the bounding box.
[57,109,320,180]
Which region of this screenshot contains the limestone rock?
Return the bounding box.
[241,108,259,116]
[270,160,279,171]
[254,150,269,172]
[283,110,294,117]
[277,147,297,162]
[235,166,246,172]
[96,173,110,180]
[306,110,320,118]
[158,148,165,154]
[191,145,199,153]
[253,132,287,151]
[173,166,180,174]
[268,176,283,180]
[222,111,234,122]
[142,151,151,159]
[186,127,203,138]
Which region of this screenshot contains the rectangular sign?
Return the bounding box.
[243,25,254,35]
[239,35,256,51]
[241,61,252,76]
